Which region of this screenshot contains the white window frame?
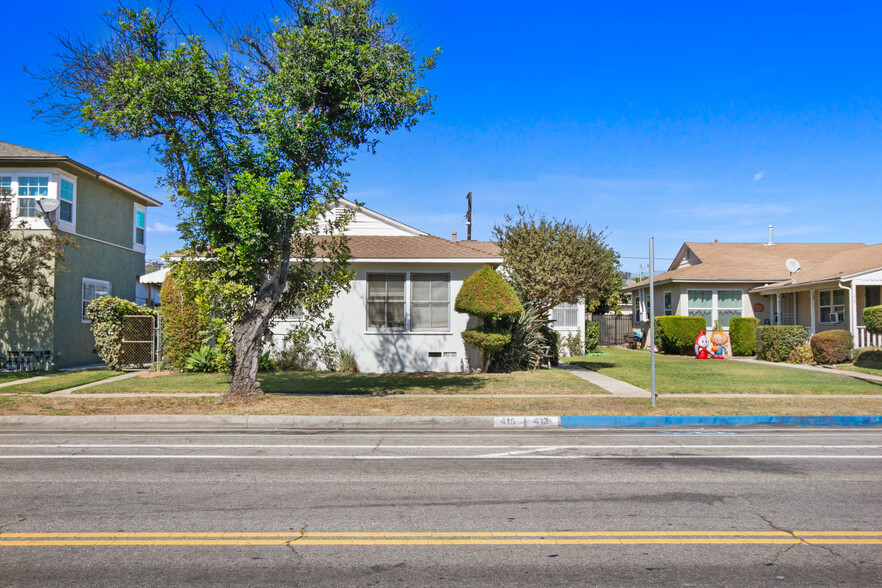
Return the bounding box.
[366,273,407,332]
[133,203,147,252]
[0,170,58,229]
[633,293,642,323]
[57,174,77,229]
[551,302,579,328]
[410,272,451,332]
[687,288,744,328]
[82,278,111,322]
[818,289,846,324]
[663,291,673,315]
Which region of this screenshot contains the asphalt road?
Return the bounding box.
[1,428,880,587]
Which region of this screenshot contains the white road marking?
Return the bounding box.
[0,444,879,449]
[0,454,880,460]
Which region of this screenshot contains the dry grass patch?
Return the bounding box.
[0,394,879,417]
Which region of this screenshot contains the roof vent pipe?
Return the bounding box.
[766,225,775,246]
[452,232,457,243]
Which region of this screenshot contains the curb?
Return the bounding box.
[560,415,882,428]
[1,414,881,431]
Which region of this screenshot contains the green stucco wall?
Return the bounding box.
[53,234,145,368]
[0,161,148,369]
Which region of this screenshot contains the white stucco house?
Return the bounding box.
[268,199,586,372]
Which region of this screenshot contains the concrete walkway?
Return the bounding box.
[730,357,882,383]
[558,362,650,397]
[45,371,144,395]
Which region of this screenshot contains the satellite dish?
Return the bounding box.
[37,198,60,213]
[785,258,801,274]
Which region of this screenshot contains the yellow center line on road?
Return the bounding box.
[0,530,880,547]
[0,538,881,547]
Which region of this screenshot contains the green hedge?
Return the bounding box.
[585,321,600,352]
[755,325,809,362]
[729,317,761,356]
[854,347,882,366]
[654,316,707,355]
[86,297,156,370]
[160,271,202,369]
[810,330,853,365]
[864,305,882,334]
[454,265,522,321]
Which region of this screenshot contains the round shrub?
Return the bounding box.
[810,329,854,365]
[160,270,202,369]
[854,347,882,367]
[461,328,512,353]
[654,316,706,355]
[729,317,760,356]
[585,321,600,352]
[454,265,522,321]
[85,296,156,370]
[755,326,810,362]
[864,305,882,334]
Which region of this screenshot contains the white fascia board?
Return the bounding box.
[347,257,501,264]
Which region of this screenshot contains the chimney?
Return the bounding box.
[452,232,457,243]
[714,239,718,243]
[766,225,775,246]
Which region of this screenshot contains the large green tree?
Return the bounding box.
[493,207,620,316]
[37,0,438,402]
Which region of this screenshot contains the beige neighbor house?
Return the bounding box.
[623,240,882,350]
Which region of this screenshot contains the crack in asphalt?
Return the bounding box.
[758,514,860,568]
[0,517,26,531]
[371,437,384,454]
[284,525,308,570]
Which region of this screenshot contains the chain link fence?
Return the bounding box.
[121,315,162,370]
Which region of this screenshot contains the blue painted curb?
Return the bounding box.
[559,415,882,428]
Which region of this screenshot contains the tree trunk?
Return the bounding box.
[216,257,290,404]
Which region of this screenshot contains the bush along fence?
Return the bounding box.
[86,297,157,370]
[755,325,810,362]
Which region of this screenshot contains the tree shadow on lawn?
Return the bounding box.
[565,361,616,372]
[260,371,488,396]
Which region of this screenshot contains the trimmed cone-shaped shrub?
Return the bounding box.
[810,329,853,364]
[755,325,810,362]
[585,321,600,352]
[865,305,882,334]
[160,271,202,369]
[461,328,512,354]
[455,265,523,321]
[729,317,761,356]
[654,316,706,355]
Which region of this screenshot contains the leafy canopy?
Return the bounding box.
[493,207,620,315]
[37,0,439,401]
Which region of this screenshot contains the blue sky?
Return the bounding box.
[3,1,880,274]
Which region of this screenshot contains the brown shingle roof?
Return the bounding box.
[346,235,500,259]
[624,242,867,291]
[753,243,882,291]
[0,141,63,159]
[455,240,500,256]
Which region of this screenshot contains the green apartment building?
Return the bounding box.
[0,141,161,368]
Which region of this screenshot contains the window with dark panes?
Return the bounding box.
[367,273,405,329]
[411,273,449,330]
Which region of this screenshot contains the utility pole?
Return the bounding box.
[466,192,472,241]
[650,237,657,406]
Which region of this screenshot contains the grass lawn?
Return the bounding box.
[0,370,122,394]
[79,367,607,395]
[563,348,882,394]
[0,394,879,417]
[0,371,55,385]
[836,362,882,377]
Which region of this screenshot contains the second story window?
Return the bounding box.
[134,203,146,249]
[59,178,75,224]
[17,176,48,218]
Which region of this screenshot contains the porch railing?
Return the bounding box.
[856,326,882,349]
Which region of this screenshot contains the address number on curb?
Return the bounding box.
[494,416,560,428]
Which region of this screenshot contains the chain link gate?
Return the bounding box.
[120,315,161,370]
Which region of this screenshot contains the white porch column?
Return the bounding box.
[810,289,816,336]
[850,282,858,343]
[776,293,782,325]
